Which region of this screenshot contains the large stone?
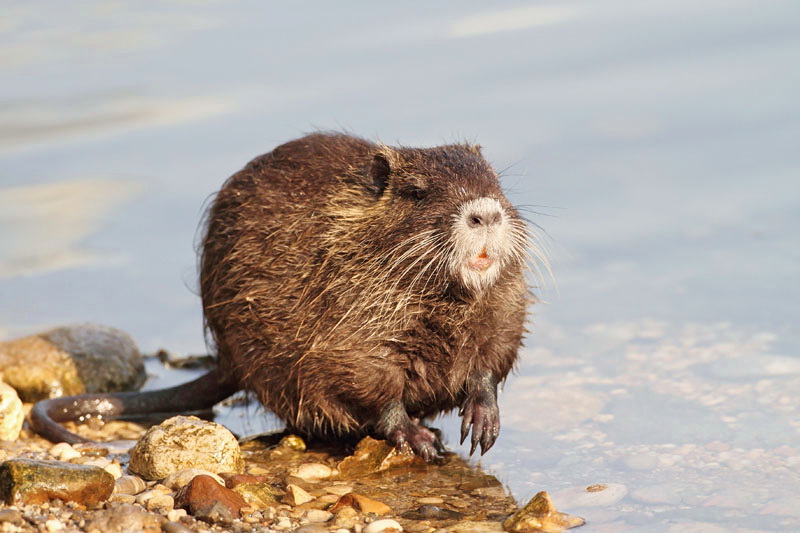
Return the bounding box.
[128,416,244,480]
[0,381,23,440]
[0,324,145,401]
[337,436,419,477]
[0,458,114,506]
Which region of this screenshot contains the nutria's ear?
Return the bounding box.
[369,153,391,196]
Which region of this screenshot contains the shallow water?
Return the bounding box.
[2,2,799,531]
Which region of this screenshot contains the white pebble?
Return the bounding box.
[49,442,81,461]
[363,519,403,533]
[104,462,123,479]
[167,509,187,522]
[305,509,333,523]
[290,462,332,482]
[44,519,64,532]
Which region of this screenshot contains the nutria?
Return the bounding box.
[31,132,538,461]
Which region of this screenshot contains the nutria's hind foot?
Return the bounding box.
[460,391,500,456]
[376,401,446,463]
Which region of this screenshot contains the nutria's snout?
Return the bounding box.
[451,196,524,291]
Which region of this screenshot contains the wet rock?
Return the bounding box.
[0,508,24,526]
[128,415,243,480]
[279,434,306,451]
[162,521,194,533]
[333,506,359,528]
[174,474,248,520]
[284,483,314,506]
[113,475,147,495]
[504,491,585,533]
[325,483,354,496]
[48,442,81,461]
[305,509,333,523]
[84,502,162,532]
[417,496,444,505]
[0,381,23,440]
[0,324,145,401]
[289,462,333,482]
[330,492,392,515]
[363,518,403,533]
[233,482,278,509]
[447,521,504,532]
[551,483,628,508]
[221,472,270,489]
[337,436,419,477]
[163,467,225,490]
[401,504,464,520]
[0,458,114,506]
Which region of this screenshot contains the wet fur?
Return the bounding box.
[200,133,532,441]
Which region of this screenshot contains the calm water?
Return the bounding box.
[2,2,799,531]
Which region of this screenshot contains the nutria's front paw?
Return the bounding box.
[389,423,445,463]
[459,394,500,455]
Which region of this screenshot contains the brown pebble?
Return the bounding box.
[175,474,248,520]
[329,492,391,515]
[0,508,24,526]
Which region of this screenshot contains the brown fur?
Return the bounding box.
[199,133,532,441]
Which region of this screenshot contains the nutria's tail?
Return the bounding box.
[30,369,239,444]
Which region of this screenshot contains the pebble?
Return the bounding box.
[0,509,24,526]
[289,463,333,482]
[551,483,628,508]
[163,468,225,490]
[363,518,403,533]
[44,518,64,532]
[84,502,162,532]
[305,509,333,523]
[275,516,292,530]
[333,506,359,528]
[330,493,391,515]
[174,474,248,520]
[162,521,195,533]
[325,484,354,496]
[284,483,314,506]
[146,493,175,512]
[0,381,23,441]
[0,458,114,506]
[416,496,444,504]
[103,462,123,480]
[113,475,147,495]
[233,482,278,509]
[128,415,244,480]
[167,509,187,522]
[49,443,81,462]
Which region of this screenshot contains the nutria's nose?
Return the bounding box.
[466,210,502,228]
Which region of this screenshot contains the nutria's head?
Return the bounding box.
[332,142,536,299]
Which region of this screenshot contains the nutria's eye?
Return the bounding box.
[410,188,426,201]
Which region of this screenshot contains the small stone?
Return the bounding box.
[551,482,628,508]
[162,521,194,533]
[0,458,114,506]
[220,472,269,489]
[0,509,24,526]
[401,504,464,520]
[166,509,187,522]
[0,381,23,441]
[504,491,585,532]
[45,518,64,532]
[279,435,307,451]
[113,475,147,495]
[289,463,332,482]
[103,462,123,480]
[84,502,161,532]
[446,521,504,532]
[330,493,391,515]
[363,518,403,533]
[416,496,444,504]
[163,468,225,490]
[194,501,234,525]
[233,482,278,509]
[110,493,136,504]
[333,506,359,528]
[284,484,314,506]
[294,525,328,533]
[338,437,419,477]
[175,474,248,520]
[147,493,175,512]
[128,416,243,480]
[275,516,292,529]
[305,509,333,523]
[325,484,354,496]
